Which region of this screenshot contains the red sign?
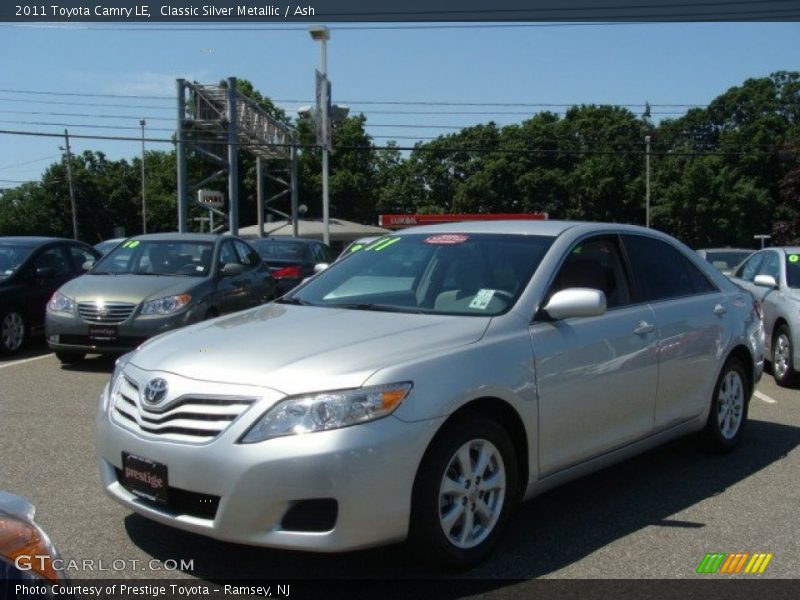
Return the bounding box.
[379,213,548,229]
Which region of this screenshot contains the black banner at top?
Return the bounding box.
[4,0,800,22]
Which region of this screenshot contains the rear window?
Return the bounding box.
[251,241,309,261]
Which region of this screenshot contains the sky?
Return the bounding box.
[0,20,798,188]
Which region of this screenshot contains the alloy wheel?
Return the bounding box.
[774,333,791,380]
[1,312,24,352]
[717,369,745,440]
[438,439,506,549]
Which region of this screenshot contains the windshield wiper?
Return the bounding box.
[332,303,423,314]
[276,297,313,306]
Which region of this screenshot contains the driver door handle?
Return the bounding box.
[634,321,655,335]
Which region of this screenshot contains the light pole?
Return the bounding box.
[309,25,331,246]
[645,135,651,228]
[140,119,147,233]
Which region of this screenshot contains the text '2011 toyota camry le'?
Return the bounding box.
[96,221,763,568]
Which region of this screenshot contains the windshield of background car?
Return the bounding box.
[250,240,309,261]
[705,251,752,270]
[285,233,554,316]
[92,240,214,277]
[0,244,34,279]
[786,253,800,288]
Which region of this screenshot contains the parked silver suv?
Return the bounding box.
[96,221,763,568]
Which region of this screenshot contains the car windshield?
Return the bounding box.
[250,240,309,261]
[91,240,214,276]
[284,233,553,316]
[786,253,800,288]
[0,244,34,279]
[705,251,751,270]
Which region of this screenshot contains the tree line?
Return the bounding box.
[1,71,797,249]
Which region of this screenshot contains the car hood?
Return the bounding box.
[130,303,491,395]
[58,274,202,304]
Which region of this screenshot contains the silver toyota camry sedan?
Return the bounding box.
[96,221,764,568]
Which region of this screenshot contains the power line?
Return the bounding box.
[0,154,61,171]
[0,109,174,121]
[0,128,795,159]
[0,120,174,132]
[0,96,174,110]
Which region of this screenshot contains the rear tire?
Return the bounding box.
[702,357,749,452]
[0,310,26,354]
[772,325,797,387]
[408,414,518,569]
[55,351,86,364]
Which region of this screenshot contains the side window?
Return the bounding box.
[551,236,632,309]
[623,235,716,302]
[758,252,781,283]
[33,246,71,277]
[233,241,259,267]
[737,253,765,281]
[219,241,239,267]
[68,245,96,273]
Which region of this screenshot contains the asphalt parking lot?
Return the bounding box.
[2,342,799,589]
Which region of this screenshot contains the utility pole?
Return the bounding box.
[309,25,331,246]
[140,119,147,234]
[63,129,78,240]
[645,135,651,229]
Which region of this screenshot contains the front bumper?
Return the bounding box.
[96,381,443,552]
[46,308,197,354]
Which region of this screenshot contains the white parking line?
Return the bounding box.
[0,353,53,369]
[754,390,778,404]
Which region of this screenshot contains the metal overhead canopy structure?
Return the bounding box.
[176,77,299,236]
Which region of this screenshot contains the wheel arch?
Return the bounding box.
[726,344,755,398]
[414,397,530,498]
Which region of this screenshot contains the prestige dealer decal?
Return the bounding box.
[15,4,317,17]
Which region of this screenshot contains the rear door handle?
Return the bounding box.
[634,321,655,335]
[713,303,727,316]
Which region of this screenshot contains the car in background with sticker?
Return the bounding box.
[93,237,126,256]
[729,246,800,386]
[248,237,334,295]
[0,236,100,355]
[45,233,275,363]
[96,221,762,569]
[696,248,753,276]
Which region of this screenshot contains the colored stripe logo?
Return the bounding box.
[696,552,773,574]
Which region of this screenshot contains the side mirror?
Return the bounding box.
[754,274,778,289]
[313,263,329,274]
[82,260,95,272]
[543,288,606,320]
[35,266,57,279]
[221,262,245,277]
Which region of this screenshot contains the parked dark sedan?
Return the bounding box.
[248,237,334,294]
[46,233,276,362]
[0,236,99,354]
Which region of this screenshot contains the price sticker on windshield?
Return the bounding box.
[424,234,469,245]
[789,254,799,263]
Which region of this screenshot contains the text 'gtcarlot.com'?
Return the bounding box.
[14,555,193,573]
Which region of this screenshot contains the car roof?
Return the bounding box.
[250,237,318,245]
[697,247,753,253]
[0,236,76,245]
[128,232,223,243]
[394,220,651,237]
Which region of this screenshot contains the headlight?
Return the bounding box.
[0,492,65,582]
[46,291,74,313]
[240,382,413,443]
[140,293,191,316]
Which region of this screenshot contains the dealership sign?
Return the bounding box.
[378,213,548,229]
[197,189,224,208]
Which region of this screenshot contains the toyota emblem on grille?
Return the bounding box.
[143,378,169,405]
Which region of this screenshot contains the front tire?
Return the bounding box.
[702,358,749,452]
[772,325,797,387]
[1,310,26,354]
[409,414,518,569]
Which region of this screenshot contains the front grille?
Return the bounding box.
[111,376,255,443]
[114,468,220,519]
[78,301,136,324]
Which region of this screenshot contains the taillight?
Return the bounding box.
[273,266,302,279]
[753,299,762,320]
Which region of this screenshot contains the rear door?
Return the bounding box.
[215,240,248,313]
[622,234,727,429]
[531,234,659,476]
